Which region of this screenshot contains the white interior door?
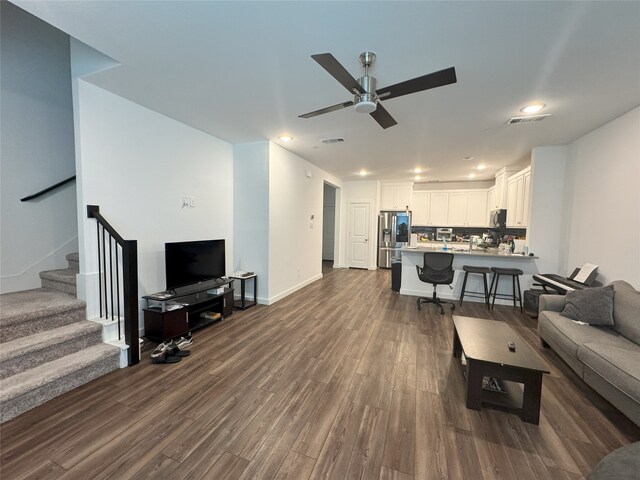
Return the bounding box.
[347,202,370,269]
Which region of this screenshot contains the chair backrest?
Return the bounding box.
[416,252,455,285]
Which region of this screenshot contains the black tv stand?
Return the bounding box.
[143,279,234,342]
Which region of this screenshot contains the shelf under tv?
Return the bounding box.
[143,278,234,341]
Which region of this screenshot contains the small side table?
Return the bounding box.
[229,274,257,310]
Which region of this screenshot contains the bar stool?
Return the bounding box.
[459,265,491,308]
[489,267,523,311]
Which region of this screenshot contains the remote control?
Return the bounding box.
[508,341,516,352]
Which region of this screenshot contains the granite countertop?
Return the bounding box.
[402,245,538,259]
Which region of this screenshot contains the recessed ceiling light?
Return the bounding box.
[463,156,474,161]
[413,167,423,174]
[520,103,545,114]
[414,175,422,181]
[358,169,368,176]
[477,164,486,171]
[278,135,293,142]
[468,173,476,179]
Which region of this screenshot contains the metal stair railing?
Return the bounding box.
[87,205,139,366]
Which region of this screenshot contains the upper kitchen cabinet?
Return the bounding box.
[466,191,488,226]
[447,192,468,226]
[429,192,449,226]
[411,191,431,225]
[506,166,532,227]
[447,190,488,226]
[493,166,521,209]
[413,189,487,226]
[380,183,413,210]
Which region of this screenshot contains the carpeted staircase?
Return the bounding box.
[0,253,120,423]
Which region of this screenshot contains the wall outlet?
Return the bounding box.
[190,196,196,207]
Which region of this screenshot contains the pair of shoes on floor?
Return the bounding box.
[151,342,182,363]
[151,334,194,364]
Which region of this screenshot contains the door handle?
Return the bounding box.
[365,238,368,242]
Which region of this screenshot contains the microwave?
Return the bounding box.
[490,209,507,228]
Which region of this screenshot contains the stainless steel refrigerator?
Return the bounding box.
[377,211,412,268]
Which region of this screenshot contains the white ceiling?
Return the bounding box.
[14,1,640,182]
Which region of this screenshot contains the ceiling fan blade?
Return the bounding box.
[370,103,397,129]
[376,67,457,101]
[299,100,354,119]
[311,53,366,95]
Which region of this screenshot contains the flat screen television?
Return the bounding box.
[165,239,225,290]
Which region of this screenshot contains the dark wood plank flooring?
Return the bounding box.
[1,268,638,479]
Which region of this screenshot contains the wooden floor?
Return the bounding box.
[1,268,638,479]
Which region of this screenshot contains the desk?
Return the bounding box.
[230,274,257,310]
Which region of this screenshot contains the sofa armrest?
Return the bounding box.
[539,294,566,313]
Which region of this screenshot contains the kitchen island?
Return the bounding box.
[400,244,539,306]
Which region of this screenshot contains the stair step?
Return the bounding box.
[0,343,120,423]
[0,321,103,380]
[0,289,86,343]
[39,268,77,295]
[66,252,79,272]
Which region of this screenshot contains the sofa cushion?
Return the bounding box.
[539,311,635,359]
[578,343,640,401]
[560,285,615,325]
[611,280,640,344]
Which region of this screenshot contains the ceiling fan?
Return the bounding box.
[299,51,457,129]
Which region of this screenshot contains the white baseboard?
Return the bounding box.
[265,274,323,305]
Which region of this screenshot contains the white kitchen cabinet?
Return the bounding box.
[494,167,520,209]
[466,191,488,226]
[411,191,431,226]
[506,166,532,227]
[380,183,413,210]
[429,192,449,226]
[487,186,497,210]
[447,192,468,226]
[415,189,487,227]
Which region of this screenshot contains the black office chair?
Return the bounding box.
[416,252,456,314]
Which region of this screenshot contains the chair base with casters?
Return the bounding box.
[417,289,456,315]
[416,252,456,315]
[489,267,523,312]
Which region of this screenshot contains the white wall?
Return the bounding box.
[562,107,640,287]
[339,180,380,269]
[529,146,569,276]
[233,142,270,302]
[267,143,342,303]
[0,2,78,293]
[73,81,234,322]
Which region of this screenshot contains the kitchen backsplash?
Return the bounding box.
[412,226,526,241]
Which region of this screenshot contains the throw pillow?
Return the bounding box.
[560,284,615,325]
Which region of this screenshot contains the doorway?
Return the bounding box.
[322,183,337,275]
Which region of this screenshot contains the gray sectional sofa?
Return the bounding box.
[538,280,640,426]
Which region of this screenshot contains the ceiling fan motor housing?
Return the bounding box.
[354,75,377,113]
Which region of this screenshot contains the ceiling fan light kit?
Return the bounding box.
[299,51,457,129]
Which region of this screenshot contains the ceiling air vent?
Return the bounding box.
[320,137,346,144]
[507,114,551,125]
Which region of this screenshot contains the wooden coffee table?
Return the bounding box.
[452,315,550,424]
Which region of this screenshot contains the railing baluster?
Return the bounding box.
[102,226,108,319]
[116,244,121,341]
[109,232,114,325]
[97,221,103,318]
